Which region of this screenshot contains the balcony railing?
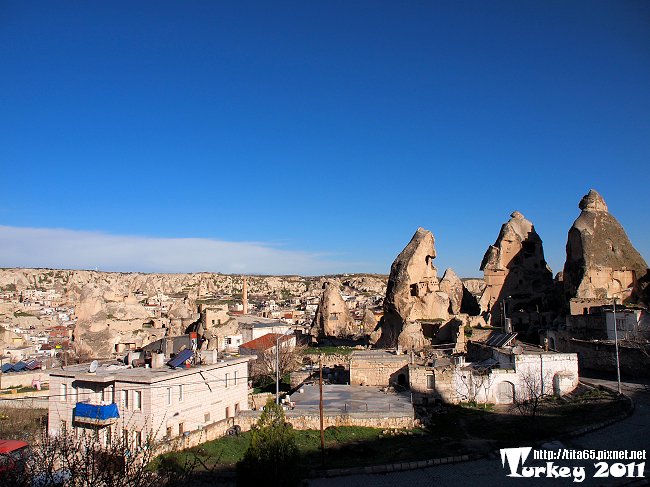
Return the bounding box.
[73,402,120,426]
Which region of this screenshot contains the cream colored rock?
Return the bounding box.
[564,189,648,307]
[311,281,357,338]
[377,228,451,349]
[479,211,554,325]
[397,322,429,351]
[439,268,463,315]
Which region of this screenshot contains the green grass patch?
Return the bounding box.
[156,425,470,475]
[14,311,34,317]
[302,346,353,356]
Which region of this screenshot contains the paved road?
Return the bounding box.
[308,375,650,487]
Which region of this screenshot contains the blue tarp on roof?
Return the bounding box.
[74,402,120,420]
[11,361,27,372]
[167,348,193,369]
[1,364,13,373]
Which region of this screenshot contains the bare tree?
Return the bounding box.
[250,343,306,385]
[512,368,553,418]
[0,418,198,487]
[456,367,495,408]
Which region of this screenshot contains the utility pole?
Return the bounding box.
[612,299,622,395]
[319,354,325,466]
[276,335,280,405]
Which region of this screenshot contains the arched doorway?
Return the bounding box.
[497,381,515,404]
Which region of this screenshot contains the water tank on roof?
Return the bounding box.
[151,352,165,369]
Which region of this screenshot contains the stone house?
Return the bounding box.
[349,350,410,387]
[47,356,250,445]
[409,339,578,405]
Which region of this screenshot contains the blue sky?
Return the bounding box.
[1,1,649,276]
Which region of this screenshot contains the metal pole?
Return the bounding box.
[319,355,325,466]
[275,336,280,405]
[612,299,622,395]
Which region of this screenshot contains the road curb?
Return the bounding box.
[309,453,476,478]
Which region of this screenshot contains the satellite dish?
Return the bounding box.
[89,360,99,373]
[512,346,523,355]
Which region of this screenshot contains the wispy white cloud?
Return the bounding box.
[0,225,367,275]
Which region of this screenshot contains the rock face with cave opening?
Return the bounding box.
[377,228,451,348]
[479,211,555,327]
[563,189,648,310]
[311,281,357,338]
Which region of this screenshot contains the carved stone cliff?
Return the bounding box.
[311,281,357,338]
[479,211,555,328]
[377,228,450,348]
[563,189,648,309]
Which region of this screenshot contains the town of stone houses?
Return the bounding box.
[1,189,648,485]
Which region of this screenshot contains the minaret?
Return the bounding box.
[242,276,248,315]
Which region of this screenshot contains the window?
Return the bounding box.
[61,383,67,402]
[235,403,240,414]
[123,428,129,447]
[204,412,210,423]
[226,406,231,418]
[72,385,78,403]
[225,373,229,388]
[166,426,172,438]
[426,375,435,390]
[61,420,67,431]
[134,431,142,449]
[178,385,183,402]
[234,371,238,386]
[226,337,232,345]
[134,390,142,411]
[178,423,184,435]
[121,390,129,410]
[167,387,172,406]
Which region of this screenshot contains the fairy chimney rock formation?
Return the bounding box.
[439,268,464,315]
[311,281,356,338]
[564,189,648,310]
[377,228,450,348]
[479,211,554,325]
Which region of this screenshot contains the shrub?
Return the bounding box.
[236,399,300,486]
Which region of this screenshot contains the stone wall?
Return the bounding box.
[409,365,456,404]
[565,339,650,377]
[350,351,410,387]
[156,409,415,456]
[0,371,47,389]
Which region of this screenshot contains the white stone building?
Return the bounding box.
[410,340,579,405]
[605,308,650,341]
[47,356,251,444]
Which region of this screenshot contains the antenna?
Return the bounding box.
[89,360,99,373]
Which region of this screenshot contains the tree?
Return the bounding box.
[456,367,495,408]
[512,368,552,418]
[236,399,300,487]
[250,342,306,387]
[0,420,197,487]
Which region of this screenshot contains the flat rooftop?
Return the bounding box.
[290,384,413,415]
[48,356,250,384]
